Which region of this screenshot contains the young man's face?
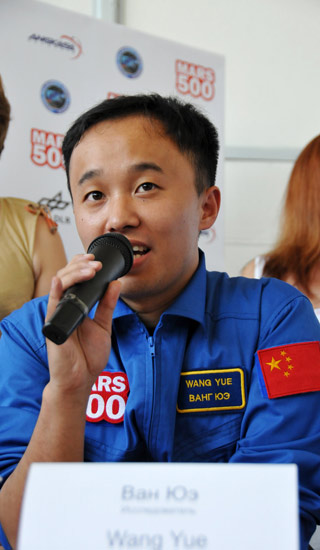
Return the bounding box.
[69,115,220,319]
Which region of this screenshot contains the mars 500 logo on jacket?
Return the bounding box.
[86,372,130,424]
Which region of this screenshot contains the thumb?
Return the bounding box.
[93,280,121,332]
[45,276,64,322]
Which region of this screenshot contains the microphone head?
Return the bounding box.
[87,232,134,278]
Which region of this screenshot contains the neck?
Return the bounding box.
[122,297,172,331]
[120,253,201,330]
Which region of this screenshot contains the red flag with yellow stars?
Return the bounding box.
[257,341,320,398]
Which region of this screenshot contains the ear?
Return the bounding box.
[199,185,221,231]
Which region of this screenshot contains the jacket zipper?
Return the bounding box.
[147,335,156,449]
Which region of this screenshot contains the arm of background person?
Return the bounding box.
[240,258,255,277]
[32,215,67,298]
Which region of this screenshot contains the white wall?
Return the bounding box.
[36,0,320,275]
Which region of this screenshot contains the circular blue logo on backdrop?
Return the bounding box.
[41,80,70,113]
[116,47,143,78]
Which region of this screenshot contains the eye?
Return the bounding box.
[136,182,157,193]
[85,190,104,202]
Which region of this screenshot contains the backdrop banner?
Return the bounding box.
[0,0,225,269]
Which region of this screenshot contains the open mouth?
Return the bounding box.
[132,245,149,258]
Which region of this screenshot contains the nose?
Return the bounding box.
[105,194,140,233]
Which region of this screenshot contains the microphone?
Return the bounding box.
[42,232,133,345]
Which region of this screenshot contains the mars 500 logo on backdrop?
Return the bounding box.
[175,59,215,101]
[30,128,64,170]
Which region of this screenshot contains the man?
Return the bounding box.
[0,94,320,549]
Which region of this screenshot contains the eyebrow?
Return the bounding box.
[77,162,163,186]
[129,162,163,175]
[78,169,103,185]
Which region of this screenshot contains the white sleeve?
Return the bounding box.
[253,255,266,279]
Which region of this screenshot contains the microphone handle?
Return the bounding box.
[42,247,125,345]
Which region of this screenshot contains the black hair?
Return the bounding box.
[62,93,219,196]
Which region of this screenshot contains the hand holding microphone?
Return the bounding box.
[42,233,133,345]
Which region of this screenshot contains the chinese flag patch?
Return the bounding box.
[257,341,320,398]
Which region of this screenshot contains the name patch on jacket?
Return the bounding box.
[177,369,246,413]
[86,372,129,423]
[257,341,320,399]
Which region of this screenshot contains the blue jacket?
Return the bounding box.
[1,253,320,549]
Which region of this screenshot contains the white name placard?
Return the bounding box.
[17,462,299,550]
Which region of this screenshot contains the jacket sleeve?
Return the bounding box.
[0,299,49,484]
[230,284,320,549]
[0,300,49,549]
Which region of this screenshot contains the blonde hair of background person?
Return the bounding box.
[241,135,320,311]
[0,75,67,321]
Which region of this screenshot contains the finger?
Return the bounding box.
[57,256,102,292]
[93,280,121,332]
[56,254,99,276]
[56,253,95,278]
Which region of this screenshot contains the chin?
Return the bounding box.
[120,279,157,302]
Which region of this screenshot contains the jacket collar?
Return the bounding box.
[113,250,207,326]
